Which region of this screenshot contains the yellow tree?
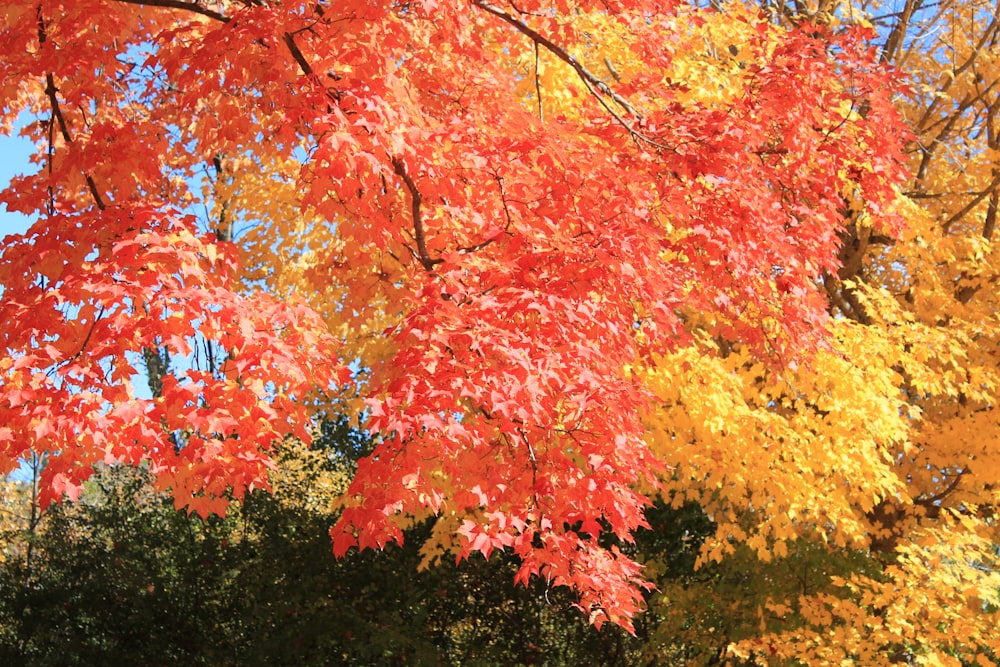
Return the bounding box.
[625,0,1000,662]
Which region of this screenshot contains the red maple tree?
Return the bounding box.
[0,0,906,629]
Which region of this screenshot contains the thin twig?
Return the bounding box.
[38,10,106,209]
[457,237,496,254]
[52,306,107,378]
[534,41,543,121]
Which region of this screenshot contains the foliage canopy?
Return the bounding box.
[1,0,999,658]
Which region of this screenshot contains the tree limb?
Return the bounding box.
[112,0,230,23]
[472,0,673,151]
[44,73,106,211]
[914,469,965,510]
[392,157,442,271]
[942,169,1000,233]
[282,31,314,76]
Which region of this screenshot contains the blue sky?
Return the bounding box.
[0,131,37,239]
[0,131,35,482]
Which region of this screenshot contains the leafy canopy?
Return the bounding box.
[1,0,907,630]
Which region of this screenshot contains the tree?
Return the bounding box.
[1,0,908,630]
[0,419,662,666]
[633,0,1000,662]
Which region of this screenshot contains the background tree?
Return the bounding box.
[0,419,699,666]
[638,0,1000,663]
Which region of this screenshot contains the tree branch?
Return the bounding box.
[44,73,106,211]
[282,31,314,76]
[457,237,496,254]
[983,184,998,240]
[915,469,965,509]
[822,272,871,324]
[111,0,230,23]
[472,0,673,151]
[880,0,922,64]
[281,27,343,106]
[392,157,442,271]
[534,40,543,121]
[472,1,633,110]
[942,169,1000,233]
[913,4,1000,135]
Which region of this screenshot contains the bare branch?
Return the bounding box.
[880,0,922,64]
[913,4,1000,134]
